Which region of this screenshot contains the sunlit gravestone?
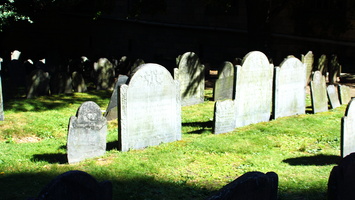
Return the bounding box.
[213,61,235,101]
[310,71,328,113]
[341,98,355,158]
[118,63,181,151]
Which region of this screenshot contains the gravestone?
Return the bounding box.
[94,58,115,90]
[174,52,205,106]
[234,51,274,128]
[273,56,306,119]
[118,63,181,151]
[213,61,235,101]
[341,98,355,158]
[310,71,328,113]
[329,54,341,84]
[0,58,3,121]
[338,84,352,105]
[301,51,314,85]
[104,75,129,121]
[328,153,355,200]
[327,85,341,109]
[213,99,236,134]
[317,54,328,77]
[26,69,50,99]
[205,171,278,200]
[67,101,107,164]
[72,71,88,93]
[50,72,73,94]
[28,170,112,200]
[129,58,144,75]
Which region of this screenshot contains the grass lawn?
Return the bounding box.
[0,89,344,200]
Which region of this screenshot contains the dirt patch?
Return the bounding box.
[14,136,42,143]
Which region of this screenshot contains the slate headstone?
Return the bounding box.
[26,69,50,99]
[213,61,235,101]
[174,52,205,106]
[310,71,328,113]
[28,170,112,200]
[328,153,355,200]
[67,101,107,164]
[104,75,129,121]
[118,63,181,151]
[94,58,115,90]
[72,71,87,93]
[301,51,314,85]
[213,99,236,134]
[338,84,352,105]
[205,171,278,200]
[234,51,274,128]
[0,58,3,121]
[327,85,341,109]
[341,98,355,158]
[273,56,306,119]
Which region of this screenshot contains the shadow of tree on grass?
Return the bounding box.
[283,154,341,166]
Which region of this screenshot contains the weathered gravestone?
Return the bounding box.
[94,58,115,90]
[27,170,112,200]
[301,51,314,85]
[273,56,306,119]
[26,69,50,99]
[317,54,328,77]
[328,153,355,200]
[0,58,3,121]
[329,54,341,84]
[338,84,352,105]
[118,63,181,151]
[310,71,328,113]
[327,85,341,109]
[213,99,236,134]
[205,171,278,200]
[129,58,145,75]
[234,51,274,128]
[174,52,205,106]
[50,72,73,94]
[213,61,235,101]
[104,75,129,121]
[341,98,355,158]
[67,101,107,164]
[72,71,88,93]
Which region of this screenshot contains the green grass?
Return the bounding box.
[0,89,344,200]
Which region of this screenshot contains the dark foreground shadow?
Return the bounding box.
[283,154,341,166]
[182,121,213,134]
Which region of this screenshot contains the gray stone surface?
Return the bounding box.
[329,54,341,84]
[94,58,115,90]
[0,59,3,121]
[104,75,129,121]
[317,54,328,76]
[174,52,205,106]
[28,170,112,200]
[67,101,107,164]
[26,69,50,99]
[310,71,328,113]
[118,63,181,151]
[213,99,236,134]
[327,85,341,109]
[205,171,278,200]
[273,57,306,119]
[72,71,87,93]
[234,51,274,128]
[341,98,355,158]
[302,51,314,85]
[50,72,73,95]
[213,61,235,101]
[338,84,352,105]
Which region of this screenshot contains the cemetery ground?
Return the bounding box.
[0,87,346,200]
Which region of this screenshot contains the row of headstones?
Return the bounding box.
[213,51,352,134]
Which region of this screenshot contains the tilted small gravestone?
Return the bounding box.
[26,69,50,99]
[27,170,112,200]
[328,153,355,200]
[118,63,181,151]
[213,99,236,134]
[50,72,73,95]
[338,84,352,105]
[205,171,278,200]
[234,51,274,128]
[72,71,88,93]
[310,71,328,113]
[301,51,314,85]
[174,52,205,106]
[273,56,306,119]
[341,98,355,158]
[327,85,341,109]
[329,54,341,84]
[104,75,129,121]
[67,101,107,164]
[94,58,115,90]
[0,58,3,121]
[213,61,235,101]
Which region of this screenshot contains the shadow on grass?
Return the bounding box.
[182,121,213,134]
[283,154,341,166]
[3,90,112,112]
[32,153,67,164]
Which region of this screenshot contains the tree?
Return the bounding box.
[0,0,32,31]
